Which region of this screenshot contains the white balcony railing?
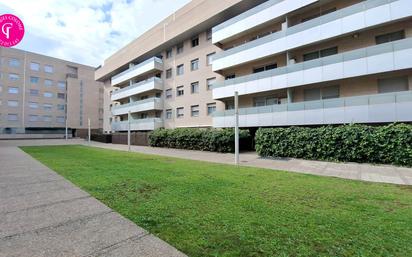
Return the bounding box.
[212,0,411,71]
[213,37,412,99]
[212,0,317,44]
[111,98,163,116]
[213,91,412,127]
[111,118,163,131]
[111,57,163,86]
[111,77,163,101]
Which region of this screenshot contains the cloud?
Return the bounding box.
[0,0,190,67]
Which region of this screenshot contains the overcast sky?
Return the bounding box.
[0,0,191,67]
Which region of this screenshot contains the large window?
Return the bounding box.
[44,65,54,73]
[375,30,405,45]
[56,116,65,123]
[303,46,338,61]
[304,85,340,101]
[58,81,66,89]
[378,76,409,93]
[177,86,184,96]
[30,76,39,84]
[177,43,184,54]
[207,77,216,90]
[8,58,20,68]
[29,115,39,122]
[166,109,172,119]
[44,79,53,87]
[191,36,199,47]
[191,82,199,94]
[176,107,184,118]
[30,62,40,71]
[225,74,235,80]
[43,103,53,110]
[207,103,216,115]
[176,64,184,76]
[30,89,39,96]
[8,73,19,81]
[166,88,173,99]
[42,115,52,122]
[8,87,19,94]
[7,114,18,121]
[29,102,38,109]
[44,92,53,98]
[7,100,18,107]
[166,68,173,79]
[166,49,173,59]
[191,59,199,71]
[206,52,215,66]
[191,105,199,117]
[206,29,212,41]
[57,93,65,99]
[253,96,279,107]
[253,63,277,73]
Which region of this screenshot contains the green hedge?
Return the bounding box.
[255,124,412,166]
[149,128,251,153]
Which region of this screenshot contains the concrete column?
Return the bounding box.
[287,88,293,103]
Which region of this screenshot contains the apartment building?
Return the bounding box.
[96,0,412,134]
[0,47,103,138]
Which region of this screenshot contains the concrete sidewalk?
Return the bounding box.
[85,141,412,186]
[0,142,187,257]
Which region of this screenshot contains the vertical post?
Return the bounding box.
[88,118,91,145]
[234,91,239,165]
[128,111,131,152]
[65,120,68,140]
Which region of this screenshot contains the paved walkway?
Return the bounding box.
[0,140,187,257]
[85,141,412,186]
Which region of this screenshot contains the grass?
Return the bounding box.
[21,145,412,257]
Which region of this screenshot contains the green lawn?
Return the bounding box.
[21,145,412,257]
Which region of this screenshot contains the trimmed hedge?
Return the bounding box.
[255,124,412,166]
[149,128,251,153]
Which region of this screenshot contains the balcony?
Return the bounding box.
[212,0,412,71]
[111,57,163,86]
[212,0,318,44]
[213,37,412,99]
[213,91,412,128]
[111,98,163,116]
[111,77,163,101]
[111,118,163,131]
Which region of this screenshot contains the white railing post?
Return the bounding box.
[234,91,239,166]
[128,111,131,152]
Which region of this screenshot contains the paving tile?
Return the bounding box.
[0,212,147,257]
[0,179,75,199]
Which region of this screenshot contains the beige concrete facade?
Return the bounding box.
[0,47,103,135]
[98,0,412,132]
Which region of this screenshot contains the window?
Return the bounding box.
[44,65,53,73]
[56,116,65,123]
[43,103,53,110]
[225,100,234,110]
[206,29,212,41]
[29,102,38,109]
[57,93,65,99]
[7,114,18,121]
[176,64,184,76]
[166,109,172,119]
[191,59,199,71]
[30,62,40,71]
[191,82,199,94]
[191,36,199,47]
[30,76,39,84]
[177,86,184,96]
[7,100,18,107]
[207,103,216,115]
[253,96,278,107]
[378,76,409,93]
[8,73,19,81]
[253,63,277,73]
[44,92,53,98]
[30,89,39,96]
[8,58,20,67]
[58,81,66,89]
[8,87,19,94]
[166,49,173,59]
[42,115,52,122]
[166,88,173,99]
[225,74,235,80]
[304,85,340,101]
[166,68,172,79]
[57,104,65,111]
[176,107,184,118]
[140,113,148,119]
[206,52,215,66]
[303,46,338,61]
[29,115,39,122]
[301,7,336,23]
[44,79,53,87]
[177,43,184,54]
[207,77,216,90]
[191,105,199,117]
[376,30,405,45]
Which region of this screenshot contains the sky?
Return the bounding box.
[0,0,191,67]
